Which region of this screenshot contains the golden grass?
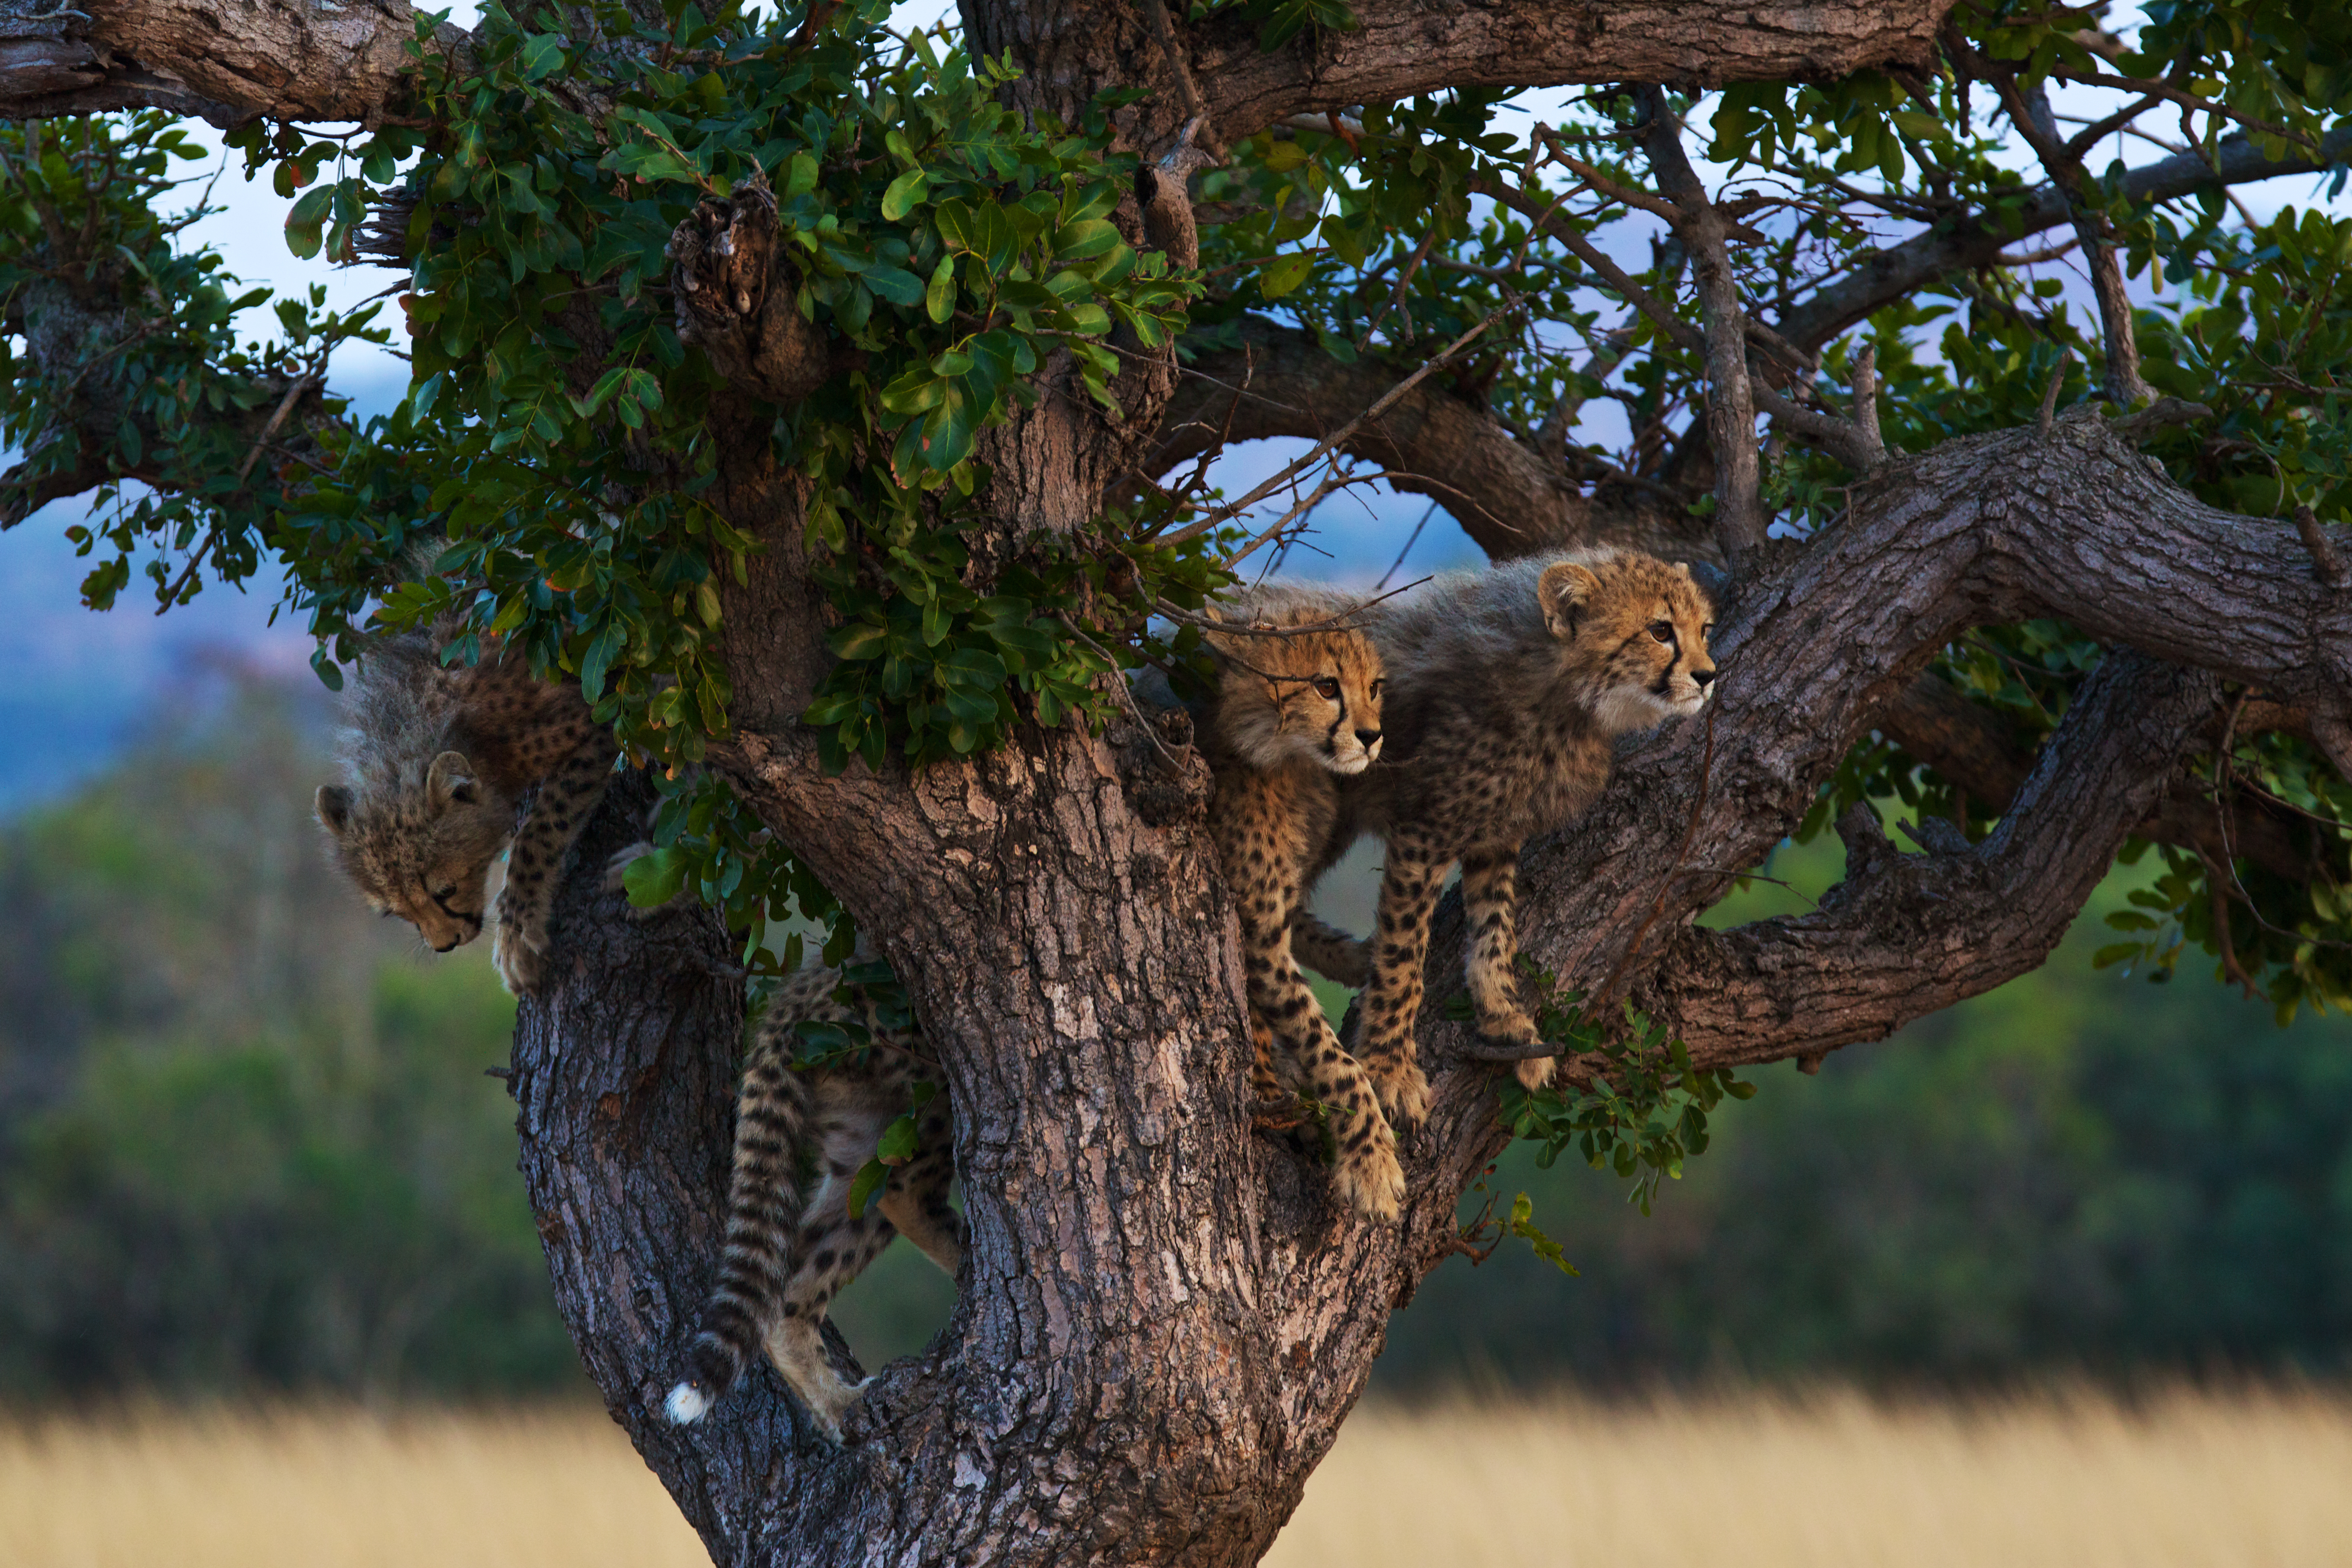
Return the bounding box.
[0,1404,705,1568]
[1266,1385,2352,1568]
[3,1387,2347,1568]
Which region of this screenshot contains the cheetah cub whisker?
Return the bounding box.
[1343,548,1716,1125]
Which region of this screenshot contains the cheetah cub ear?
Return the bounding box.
[315,784,355,838]
[1538,561,1602,641]
[426,750,481,809]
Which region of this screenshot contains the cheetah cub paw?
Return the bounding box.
[1332,1126,1406,1221]
[492,895,549,996]
[1374,1061,1433,1135]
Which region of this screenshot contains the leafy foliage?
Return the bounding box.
[0,0,1247,973]
[1448,958,1755,1217]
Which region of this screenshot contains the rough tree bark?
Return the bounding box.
[16,1,2352,1566]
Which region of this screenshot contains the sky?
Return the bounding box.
[1,2,2343,807]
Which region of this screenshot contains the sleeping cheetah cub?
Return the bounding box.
[314,613,617,996]
[1348,549,1715,1125]
[1191,586,1404,1220]
[665,959,959,1441]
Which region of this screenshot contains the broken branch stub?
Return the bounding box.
[668,176,833,405]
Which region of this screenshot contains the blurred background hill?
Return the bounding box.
[0,648,2344,1404]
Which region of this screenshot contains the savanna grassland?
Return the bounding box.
[4,1388,2348,1568]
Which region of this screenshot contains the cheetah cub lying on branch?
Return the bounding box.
[314,613,617,996]
[666,960,960,1442]
[1345,548,1716,1125]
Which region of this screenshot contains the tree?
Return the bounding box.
[2,0,2349,1561]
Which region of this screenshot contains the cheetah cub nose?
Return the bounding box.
[1356,728,1383,749]
[1691,668,1715,687]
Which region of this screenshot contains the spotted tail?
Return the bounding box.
[665,1020,811,1424]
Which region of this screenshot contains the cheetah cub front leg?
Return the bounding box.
[492,731,619,994]
[1460,844,1554,1091]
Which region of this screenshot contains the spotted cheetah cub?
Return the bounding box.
[1189,585,1404,1220]
[1348,549,1715,1125]
[314,613,617,996]
[665,959,959,1442]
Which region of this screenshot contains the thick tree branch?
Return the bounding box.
[0,0,468,122]
[1150,314,1717,563]
[1181,0,1950,145]
[1878,670,2310,882]
[1643,650,2217,1069]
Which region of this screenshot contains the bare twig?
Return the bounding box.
[1359,228,1437,348]
[1375,501,1439,592]
[2292,504,2348,588]
[2037,349,2075,439]
[156,374,315,615]
[1056,613,1185,768]
[1139,0,1207,129]
[1634,87,1765,555]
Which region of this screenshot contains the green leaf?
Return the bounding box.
[865,264,927,308]
[876,1111,922,1164]
[829,621,890,660]
[283,185,334,259]
[1257,252,1314,299]
[926,254,956,324]
[882,167,931,222]
[579,621,624,702]
[520,32,566,80]
[845,1158,889,1219]
[1054,218,1121,261]
[621,847,690,908]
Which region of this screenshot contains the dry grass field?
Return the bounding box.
[2,1386,2347,1568]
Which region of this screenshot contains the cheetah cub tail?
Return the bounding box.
[665,1024,815,1425]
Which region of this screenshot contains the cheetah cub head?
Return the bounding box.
[1204,598,1386,775]
[315,750,515,952]
[1538,550,1717,734]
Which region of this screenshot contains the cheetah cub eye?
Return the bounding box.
[1648,621,1675,644]
[1310,675,1341,700]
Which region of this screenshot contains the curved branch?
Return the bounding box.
[1152,315,1709,562]
[1778,126,2352,353]
[1647,650,2217,1069]
[0,0,467,122]
[1879,671,2311,881]
[1185,0,1951,143]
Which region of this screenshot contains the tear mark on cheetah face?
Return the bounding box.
[1204,608,1388,778]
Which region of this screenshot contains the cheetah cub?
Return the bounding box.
[1348,548,1715,1126]
[1189,585,1405,1220]
[314,613,617,996]
[665,959,959,1442]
